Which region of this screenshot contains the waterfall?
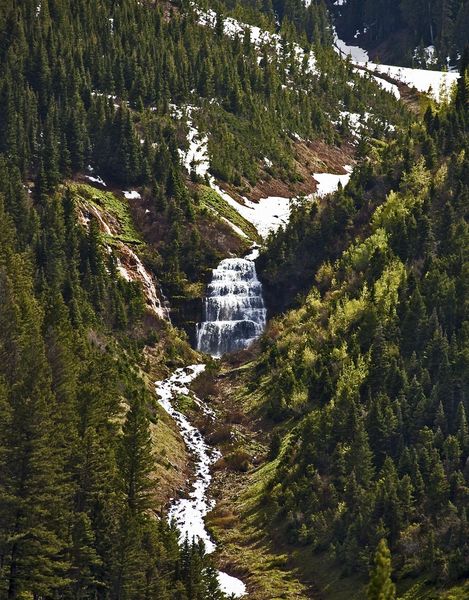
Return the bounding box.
[196,257,266,357]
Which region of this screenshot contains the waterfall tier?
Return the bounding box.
[196,258,266,357]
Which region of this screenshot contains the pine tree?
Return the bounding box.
[367,539,396,600]
[118,393,154,514]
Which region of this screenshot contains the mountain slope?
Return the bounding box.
[214,56,469,598]
[0,0,467,598]
[330,0,469,68]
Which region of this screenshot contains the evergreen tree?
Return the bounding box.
[367,539,396,600]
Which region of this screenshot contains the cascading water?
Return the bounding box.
[155,365,246,597]
[196,256,266,357]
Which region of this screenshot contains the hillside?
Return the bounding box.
[197,58,469,599]
[329,0,469,69]
[0,1,467,599]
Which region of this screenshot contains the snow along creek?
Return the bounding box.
[155,365,247,597]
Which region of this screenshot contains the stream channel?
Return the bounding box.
[155,250,267,596]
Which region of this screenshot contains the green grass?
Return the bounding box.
[174,393,196,413]
[206,367,469,600]
[70,183,143,246]
[399,578,469,600]
[199,185,261,242]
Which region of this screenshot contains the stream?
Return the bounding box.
[155,365,247,598]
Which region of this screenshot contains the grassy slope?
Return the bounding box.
[70,182,143,246]
[205,362,469,600]
[199,185,261,243]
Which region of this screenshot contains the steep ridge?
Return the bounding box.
[74,183,171,320]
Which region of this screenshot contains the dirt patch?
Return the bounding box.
[228,139,355,202]
[354,63,422,114]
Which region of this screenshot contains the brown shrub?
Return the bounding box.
[207,425,232,445]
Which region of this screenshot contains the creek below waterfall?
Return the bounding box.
[155,365,247,598]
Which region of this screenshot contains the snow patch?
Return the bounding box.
[218,572,247,598]
[176,104,354,239]
[367,64,458,102]
[123,190,141,200]
[313,166,352,196]
[195,6,317,75]
[180,124,210,178]
[85,175,107,187]
[210,182,293,238]
[334,31,369,62]
[334,33,457,102]
[175,106,280,238]
[339,110,370,136]
[372,76,400,99]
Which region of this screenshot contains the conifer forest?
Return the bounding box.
[0,1,467,599]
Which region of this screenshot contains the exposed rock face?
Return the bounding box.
[77,198,170,321]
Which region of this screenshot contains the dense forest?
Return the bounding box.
[0,163,228,598]
[254,49,469,591]
[0,0,467,598]
[0,0,404,297]
[329,0,469,68]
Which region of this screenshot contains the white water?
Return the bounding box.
[197,257,267,357]
[155,365,247,597]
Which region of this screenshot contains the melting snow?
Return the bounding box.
[179,123,210,178]
[218,572,247,597]
[313,166,352,196]
[366,64,458,102]
[155,366,246,597]
[339,110,370,136]
[210,182,293,238]
[195,6,317,75]
[123,190,141,200]
[176,103,353,239]
[334,32,457,102]
[371,75,400,98]
[334,31,369,62]
[85,175,107,187]
[175,106,287,238]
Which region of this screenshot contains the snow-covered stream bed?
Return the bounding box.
[155,365,247,598]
